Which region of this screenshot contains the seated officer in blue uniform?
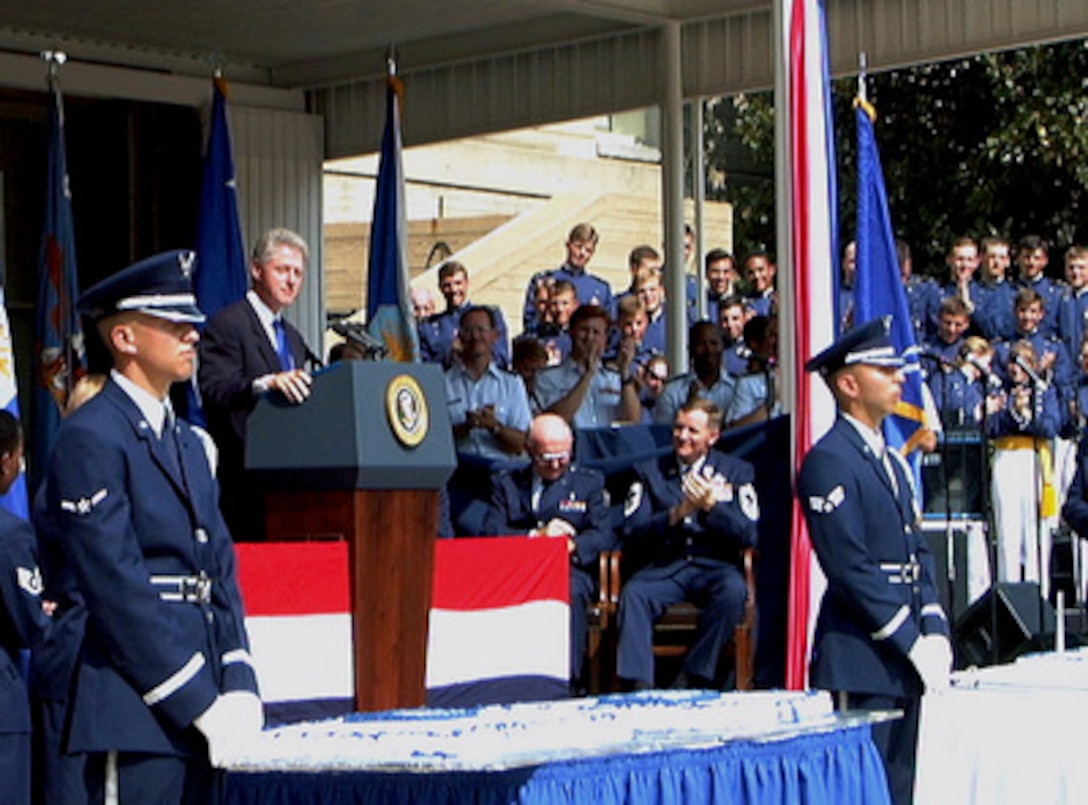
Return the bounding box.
[0,412,50,805]
[44,251,262,803]
[797,316,951,805]
[616,398,759,690]
[482,413,615,691]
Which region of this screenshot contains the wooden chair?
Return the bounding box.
[582,551,615,694]
[603,547,757,691]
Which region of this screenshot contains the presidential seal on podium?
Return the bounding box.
[387,374,428,447]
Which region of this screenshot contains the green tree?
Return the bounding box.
[706,39,1088,276]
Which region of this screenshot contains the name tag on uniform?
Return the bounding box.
[559,499,587,513]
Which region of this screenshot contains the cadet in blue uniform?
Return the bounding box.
[919,296,970,379]
[1016,234,1063,338]
[418,260,510,368]
[0,412,49,805]
[46,251,261,803]
[521,223,613,332]
[987,340,1061,595]
[797,316,951,805]
[973,236,1018,341]
[925,336,996,429]
[992,287,1075,433]
[1056,246,1088,374]
[482,413,615,689]
[617,398,759,689]
[897,239,941,344]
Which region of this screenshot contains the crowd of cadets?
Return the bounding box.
[417,225,1088,592]
[416,222,781,435]
[842,233,1088,595]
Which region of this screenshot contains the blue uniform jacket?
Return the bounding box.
[1057,287,1088,364]
[0,508,50,734]
[1062,439,1088,539]
[1019,274,1064,337]
[986,379,1061,440]
[622,450,758,572]
[482,465,615,570]
[29,482,86,703]
[521,265,613,332]
[45,379,257,756]
[973,280,1018,341]
[926,368,987,429]
[905,276,941,344]
[797,417,948,698]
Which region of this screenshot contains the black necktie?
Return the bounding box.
[162,410,187,492]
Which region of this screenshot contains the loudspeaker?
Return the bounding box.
[953,582,1055,669]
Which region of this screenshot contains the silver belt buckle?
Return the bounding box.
[187,572,212,604]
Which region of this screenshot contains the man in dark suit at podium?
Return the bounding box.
[482,413,615,691]
[199,228,316,540]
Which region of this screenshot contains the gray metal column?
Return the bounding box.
[662,20,687,374]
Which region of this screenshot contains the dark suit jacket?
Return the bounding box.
[198,297,310,538]
[44,379,256,755]
[482,464,614,570]
[797,416,948,699]
[198,296,310,450]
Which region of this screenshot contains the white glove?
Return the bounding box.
[194,691,264,768]
[908,634,952,694]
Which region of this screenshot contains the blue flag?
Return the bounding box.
[34,72,85,493]
[853,100,928,488]
[189,76,248,424]
[195,76,248,319]
[366,76,419,362]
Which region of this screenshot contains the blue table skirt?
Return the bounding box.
[225,724,889,805]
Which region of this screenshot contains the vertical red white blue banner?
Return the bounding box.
[853,100,927,491]
[783,0,838,690]
[189,75,248,424]
[34,70,85,494]
[366,74,419,362]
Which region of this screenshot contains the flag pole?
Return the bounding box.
[857,51,868,105]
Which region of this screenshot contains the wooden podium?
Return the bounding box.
[247,361,455,712]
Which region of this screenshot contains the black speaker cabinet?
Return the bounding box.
[953,582,1055,669]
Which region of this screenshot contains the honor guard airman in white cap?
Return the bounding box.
[43,249,261,803]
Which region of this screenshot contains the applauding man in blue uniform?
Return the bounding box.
[798,316,950,805]
[45,251,261,803]
[617,398,759,690]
